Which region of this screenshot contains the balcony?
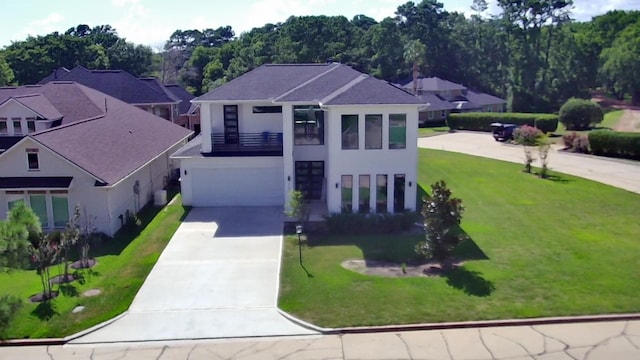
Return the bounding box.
[207,132,283,157]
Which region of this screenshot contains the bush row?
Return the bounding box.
[447,113,559,133]
[588,131,640,160]
[324,212,419,235]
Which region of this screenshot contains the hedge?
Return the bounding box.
[588,130,640,160]
[447,113,559,133]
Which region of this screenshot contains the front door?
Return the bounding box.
[295,161,324,200]
[223,105,239,144]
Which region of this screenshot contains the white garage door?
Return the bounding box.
[190,166,284,206]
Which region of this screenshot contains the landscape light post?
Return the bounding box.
[296,224,303,266]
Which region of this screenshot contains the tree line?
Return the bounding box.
[0,0,639,112]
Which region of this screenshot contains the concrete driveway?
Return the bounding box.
[70,207,317,344]
[419,132,640,194]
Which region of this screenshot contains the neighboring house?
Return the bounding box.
[0,82,192,235]
[38,66,199,130]
[402,77,506,125]
[172,63,423,214]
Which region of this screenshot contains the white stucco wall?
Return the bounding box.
[324,105,419,214]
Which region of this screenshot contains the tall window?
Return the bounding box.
[29,192,48,227]
[376,175,387,213]
[341,175,353,213]
[294,105,324,145]
[0,118,7,135]
[51,193,69,227]
[359,175,370,213]
[389,114,406,149]
[394,174,406,212]
[341,115,359,149]
[27,153,39,170]
[364,114,382,149]
[12,118,22,135]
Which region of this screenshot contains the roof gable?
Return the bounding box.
[324,77,424,105]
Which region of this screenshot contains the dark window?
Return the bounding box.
[253,106,283,114]
[365,115,382,149]
[27,119,36,133]
[376,174,387,213]
[359,175,370,213]
[12,118,22,135]
[394,174,405,212]
[341,175,353,213]
[0,119,7,135]
[27,153,39,170]
[223,105,239,144]
[341,115,359,150]
[295,161,324,200]
[294,106,324,145]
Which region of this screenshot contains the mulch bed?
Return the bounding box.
[49,274,77,285]
[70,258,97,269]
[341,259,462,278]
[29,291,59,303]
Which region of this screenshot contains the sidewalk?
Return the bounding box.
[418,132,640,195]
[4,319,640,359]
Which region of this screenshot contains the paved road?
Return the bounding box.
[419,132,640,194]
[5,319,640,359]
[68,207,316,344]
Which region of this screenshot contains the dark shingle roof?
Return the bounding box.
[0,176,73,189]
[38,67,70,84]
[417,93,456,111]
[196,64,339,101]
[164,84,195,115]
[403,77,467,92]
[16,83,193,185]
[323,77,423,105]
[0,83,104,124]
[39,66,177,105]
[0,137,22,154]
[465,90,507,106]
[197,63,422,105]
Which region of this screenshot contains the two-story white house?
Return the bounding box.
[172,63,424,214]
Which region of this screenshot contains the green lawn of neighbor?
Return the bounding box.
[549,109,625,144]
[0,194,189,339]
[279,149,640,328]
[418,126,450,137]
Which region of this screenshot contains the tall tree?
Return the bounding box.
[599,21,640,104]
[0,54,14,86]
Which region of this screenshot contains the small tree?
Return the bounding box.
[415,180,466,268]
[285,190,308,226]
[538,143,551,178]
[514,125,545,173]
[30,233,60,301]
[559,98,604,131]
[59,205,81,281]
[77,207,97,268]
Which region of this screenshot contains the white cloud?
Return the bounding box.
[110,0,167,46]
[11,12,65,42]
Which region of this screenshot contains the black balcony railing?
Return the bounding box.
[207,132,283,156]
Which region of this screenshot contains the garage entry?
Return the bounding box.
[189,159,284,207]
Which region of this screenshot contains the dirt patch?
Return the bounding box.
[614,109,640,132]
[49,274,77,285]
[341,259,463,278]
[70,258,97,269]
[29,291,59,303]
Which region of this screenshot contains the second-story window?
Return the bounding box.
[27,152,39,170]
[389,114,406,149]
[341,114,359,150]
[26,118,36,133]
[365,114,382,149]
[294,106,324,145]
[12,118,22,135]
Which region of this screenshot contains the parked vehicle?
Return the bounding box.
[490,122,516,142]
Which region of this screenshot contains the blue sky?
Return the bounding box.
[2,0,639,49]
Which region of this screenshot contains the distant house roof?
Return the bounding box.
[163,84,196,115]
[0,136,22,154]
[417,93,456,111]
[1,82,192,185]
[38,67,70,84]
[403,77,467,92]
[196,63,423,106]
[464,90,507,106]
[38,66,178,105]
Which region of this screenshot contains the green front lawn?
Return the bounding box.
[279,149,640,327]
[418,126,450,137]
[0,194,188,339]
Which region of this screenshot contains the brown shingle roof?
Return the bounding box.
[21,83,192,185]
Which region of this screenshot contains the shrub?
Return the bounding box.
[324,212,418,235]
[588,130,640,160]
[559,98,603,131]
[0,296,22,339]
[447,113,558,133]
[563,132,590,153]
[514,125,544,146]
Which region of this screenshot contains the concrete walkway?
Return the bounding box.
[7,319,640,359]
[419,132,640,194]
[69,207,316,344]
